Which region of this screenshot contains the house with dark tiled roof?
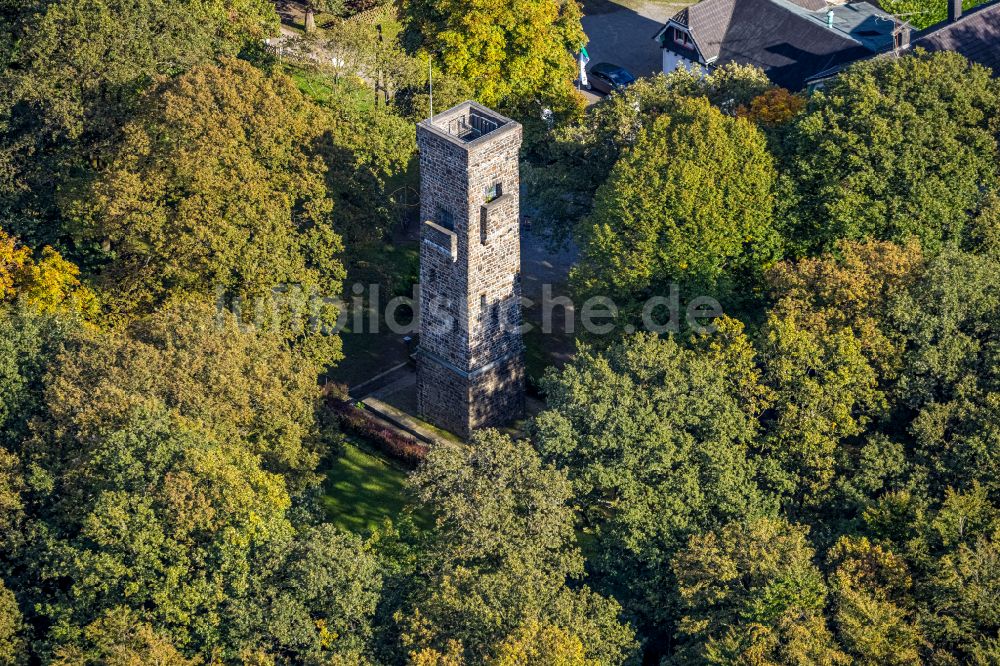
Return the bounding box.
[653,0,908,89]
[910,0,1000,74]
[805,0,1000,85]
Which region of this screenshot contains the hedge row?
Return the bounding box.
[330,400,429,469]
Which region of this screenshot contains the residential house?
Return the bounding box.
[653,0,906,89]
[804,0,1000,85]
[910,0,1000,74]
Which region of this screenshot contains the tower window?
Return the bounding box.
[480,208,488,245]
[436,205,454,230]
[485,182,502,203]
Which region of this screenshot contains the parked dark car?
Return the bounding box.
[587,62,636,94]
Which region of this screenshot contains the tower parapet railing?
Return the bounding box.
[420,101,515,147]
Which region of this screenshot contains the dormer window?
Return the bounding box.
[673,28,693,48]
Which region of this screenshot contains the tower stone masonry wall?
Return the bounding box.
[415,102,526,439]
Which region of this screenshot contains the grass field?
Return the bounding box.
[321,437,417,535]
[284,64,375,111]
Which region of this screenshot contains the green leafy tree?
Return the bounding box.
[695,62,775,115]
[968,190,1000,260]
[754,241,928,512]
[398,430,636,664]
[929,484,1000,550]
[0,0,279,249]
[393,64,474,123]
[757,305,882,510]
[0,448,22,556]
[922,529,1000,662]
[0,303,79,454]
[8,303,378,662]
[888,249,1000,499]
[0,581,23,666]
[855,487,1000,663]
[403,0,585,114]
[49,608,197,666]
[25,406,297,659]
[526,65,772,245]
[573,95,778,311]
[1,0,277,143]
[878,0,988,29]
[234,524,382,662]
[827,537,922,665]
[785,50,1000,254]
[70,59,345,363]
[27,418,378,662]
[671,517,846,665]
[534,325,773,639]
[318,96,417,244]
[39,299,326,490]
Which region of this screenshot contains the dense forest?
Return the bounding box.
[2,0,1000,663]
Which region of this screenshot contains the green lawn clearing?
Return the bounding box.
[283,63,374,111]
[322,437,417,535]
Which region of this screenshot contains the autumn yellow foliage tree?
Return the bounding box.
[0,228,98,317]
[737,87,806,127]
[404,0,585,115]
[489,622,596,666]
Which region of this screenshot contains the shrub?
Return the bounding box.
[328,399,429,468]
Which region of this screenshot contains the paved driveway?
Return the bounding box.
[579,0,689,101]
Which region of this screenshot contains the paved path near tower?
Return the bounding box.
[519,228,577,303]
[578,0,692,103]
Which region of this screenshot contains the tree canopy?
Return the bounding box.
[573,94,778,311]
[783,50,1000,254]
[535,235,1000,661]
[395,430,636,664]
[0,301,380,663]
[0,228,97,317]
[69,59,345,362]
[0,0,279,250]
[3,4,1000,664]
[403,0,586,114]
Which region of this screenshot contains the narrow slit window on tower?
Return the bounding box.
[480,207,488,245]
[485,182,502,203]
[480,294,487,318]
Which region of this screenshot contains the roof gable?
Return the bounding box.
[669,0,737,61]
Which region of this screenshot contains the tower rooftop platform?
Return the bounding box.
[418,101,519,148]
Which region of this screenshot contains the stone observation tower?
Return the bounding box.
[415,101,525,438]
